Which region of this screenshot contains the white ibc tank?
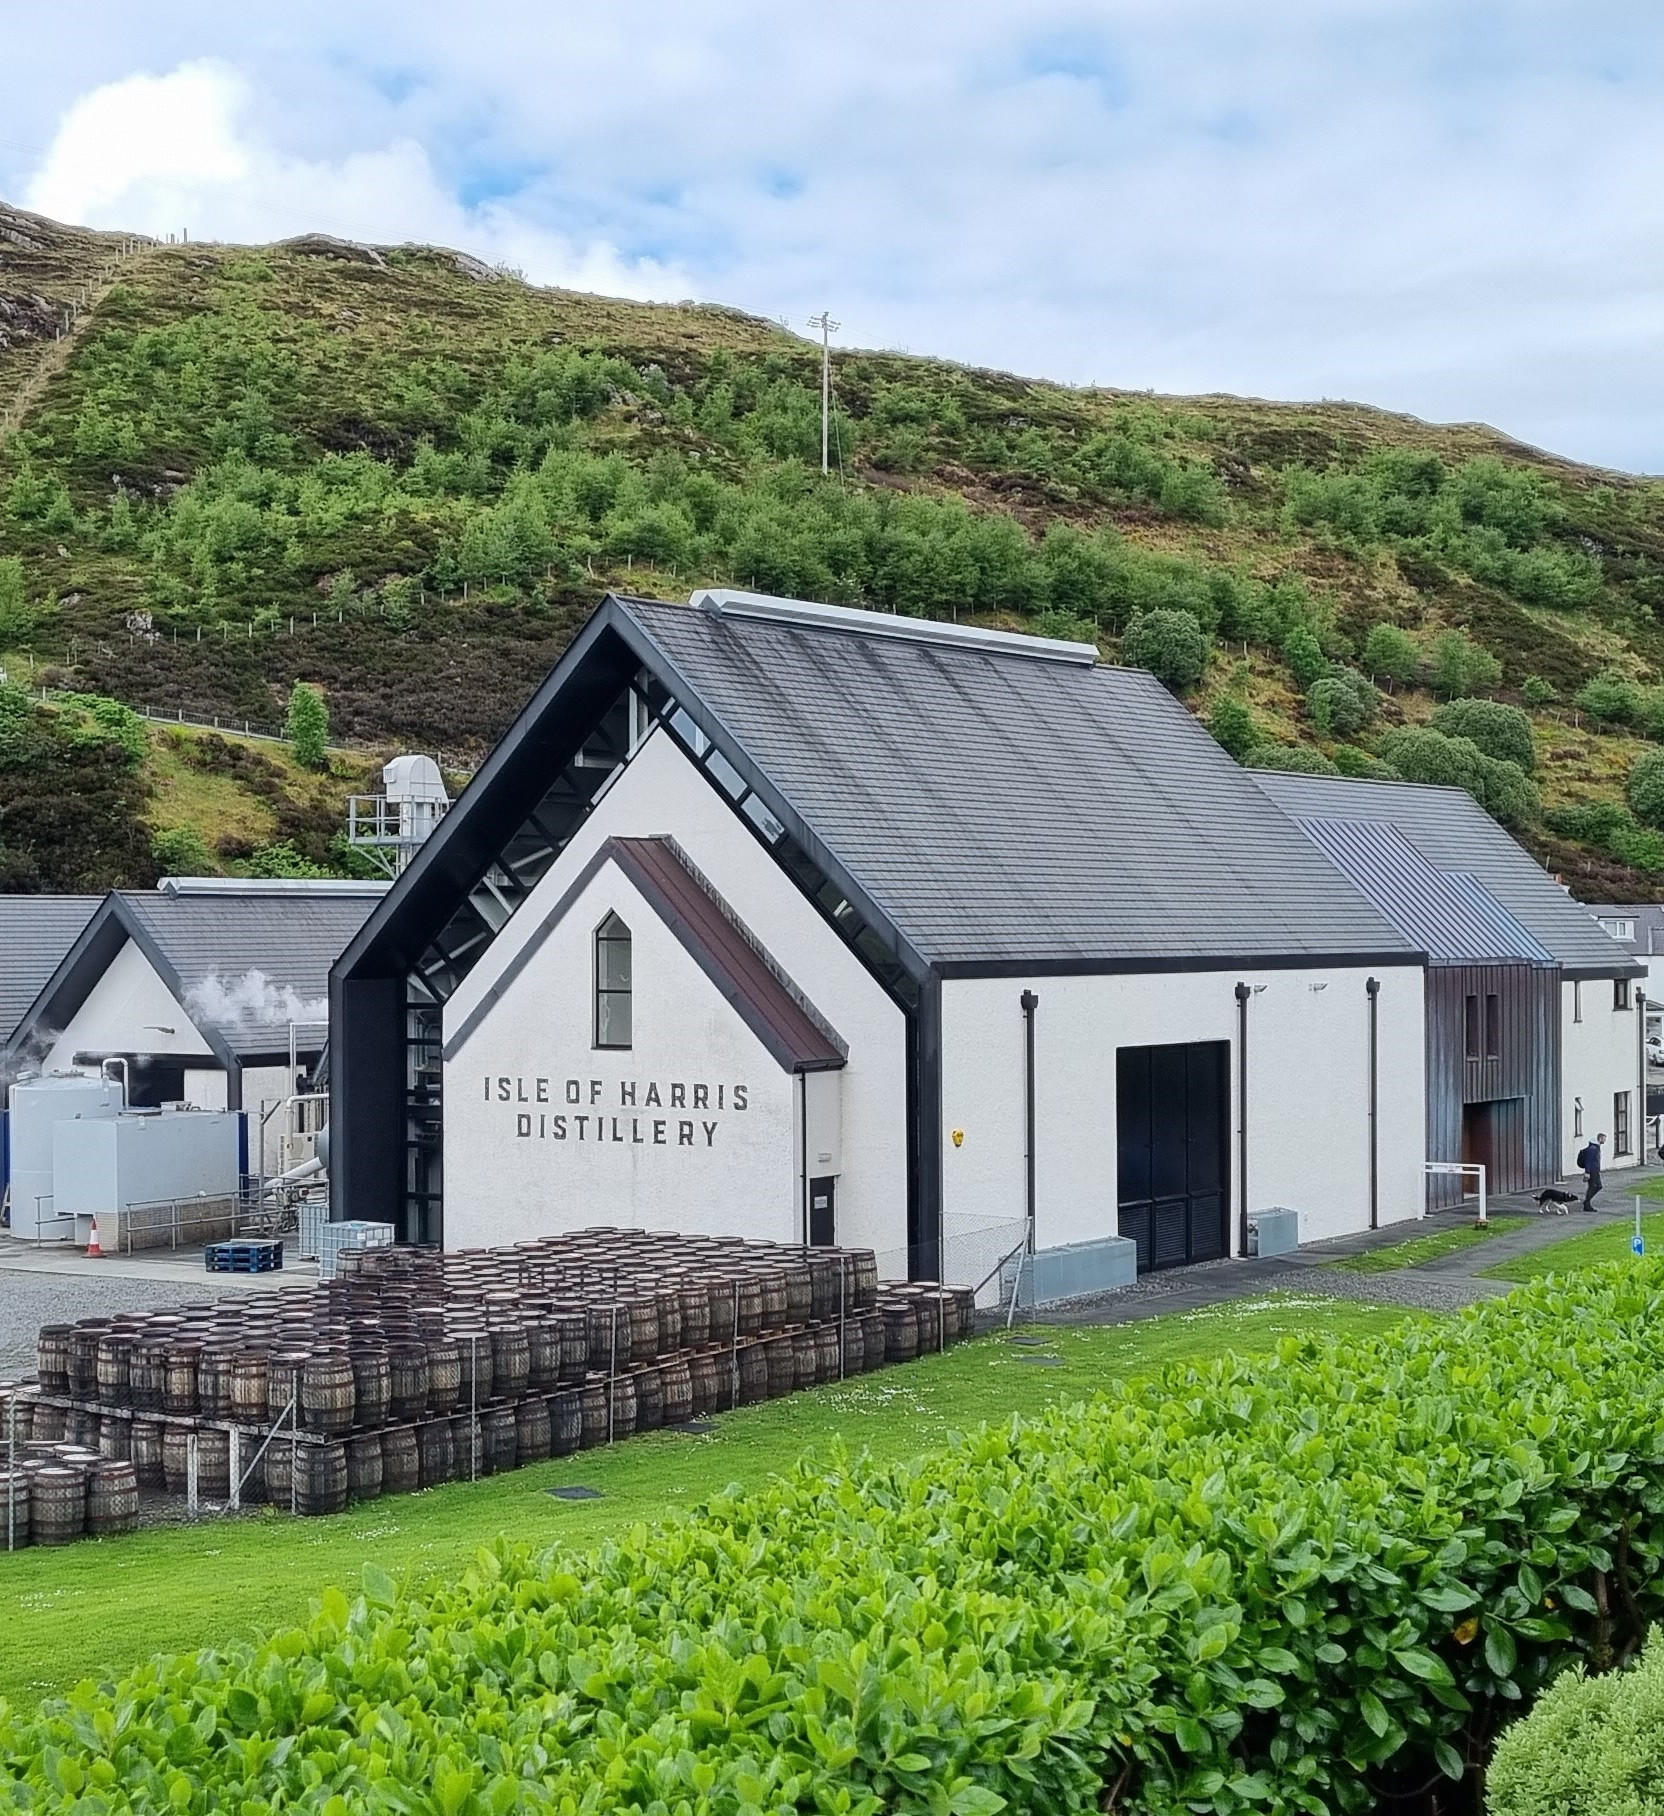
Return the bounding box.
[6,1073,124,1240]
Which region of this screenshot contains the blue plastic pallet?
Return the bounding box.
[204,1240,284,1273]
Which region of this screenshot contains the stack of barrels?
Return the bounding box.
[1,1229,977,1537]
[0,1405,138,1548]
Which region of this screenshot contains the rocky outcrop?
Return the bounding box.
[276,234,387,267]
[0,291,57,348]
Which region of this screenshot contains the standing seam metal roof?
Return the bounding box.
[618,596,1416,966]
[1253,771,1638,975]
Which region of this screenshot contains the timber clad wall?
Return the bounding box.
[1425,963,1560,1208]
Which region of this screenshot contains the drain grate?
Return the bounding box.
[547,1485,604,1501]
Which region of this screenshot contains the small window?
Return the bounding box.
[1601,917,1636,941]
[1615,1090,1632,1157]
[1464,993,1480,1059]
[1574,981,1583,1024]
[594,913,632,1049]
[1574,1097,1584,1139]
[1616,978,1632,1011]
[1485,994,1500,1060]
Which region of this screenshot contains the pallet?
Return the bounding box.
[204,1240,284,1274]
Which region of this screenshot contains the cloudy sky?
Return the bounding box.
[6,3,1663,471]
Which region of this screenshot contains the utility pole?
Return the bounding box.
[807,311,840,474]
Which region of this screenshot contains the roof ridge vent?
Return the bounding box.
[689,588,1098,666]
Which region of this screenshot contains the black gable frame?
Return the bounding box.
[2,894,244,1102]
[332,594,945,1271]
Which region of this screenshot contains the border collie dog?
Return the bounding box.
[1535,1188,1577,1214]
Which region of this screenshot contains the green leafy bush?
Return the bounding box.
[1429,629,1503,698]
[1521,675,1557,707]
[1282,625,1327,687]
[1489,1627,1664,1816]
[1123,608,1210,690]
[15,1269,1664,1812]
[150,825,214,874]
[1307,669,1378,738]
[1331,746,1400,780]
[1545,800,1664,874]
[1627,749,1664,830]
[1429,699,1536,773]
[1362,622,1418,686]
[1379,726,1539,827]
[1577,668,1644,726]
[1247,742,1341,775]
[1206,695,1258,761]
[283,682,329,769]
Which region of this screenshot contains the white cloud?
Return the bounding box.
[12,6,1664,469]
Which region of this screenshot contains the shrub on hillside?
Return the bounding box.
[1123,608,1209,689]
[1362,622,1418,686]
[1521,674,1557,707]
[1307,668,1379,738]
[1628,749,1664,830]
[1428,628,1503,697]
[1489,1628,1664,1816]
[150,825,214,875]
[1282,625,1327,688]
[1379,726,1538,827]
[1429,698,1535,772]
[1331,746,1400,780]
[1206,694,1258,761]
[1576,667,1643,726]
[15,1269,1664,1812]
[1247,742,1341,775]
[284,682,329,769]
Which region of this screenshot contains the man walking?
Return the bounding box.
[1576,1132,1606,1213]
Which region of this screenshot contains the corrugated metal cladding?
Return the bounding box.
[620,596,1417,966]
[1293,818,1553,964]
[1255,771,1640,976]
[1424,964,1561,1207]
[0,897,101,1042]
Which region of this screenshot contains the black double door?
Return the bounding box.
[1117,1042,1230,1272]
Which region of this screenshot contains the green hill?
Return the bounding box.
[4,198,1664,896]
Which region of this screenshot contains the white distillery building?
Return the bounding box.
[332,590,1430,1291]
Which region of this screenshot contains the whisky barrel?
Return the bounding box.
[381,1427,420,1495]
[839,1318,865,1376]
[346,1434,383,1503]
[451,1413,482,1480]
[30,1466,85,1546]
[626,1297,658,1364]
[87,1460,138,1536]
[296,1442,348,1515]
[196,1428,230,1500]
[265,1349,310,1428]
[95,1334,131,1407]
[911,1289,942,1353]
[348,1345,390,1429]
[758,1274,788,1332]
[68,1324,106,1398]
[453,1330,493,1406]
[813,1323,840,1385]
[417,1419,454,1488]
[230,1349,269,1426]
[689,1347,725,1414]
[677,1284,710,1348]
[127,1335,166,1412]
[235,1431,267,1504]
[578,1379,608,1450]
[163,1342,201,1417]
[860,1312,887,1372]
[515,1397,551,1464]
[883,1302,919,1363]
[36,1326,71,1395]
[0,1392,33,1445]
[708,1281,737,1345]
[953,1288,976,1342]
[196,1344,235,1420]
[426,1336,462,1413]
[301,1349,354,1436]
[784,1265,813,1327]
[550,1390,583,1457]
[525,1321,560,1393]
[131,1419,165,1490]
[585,1306,616,1373]
[737,1341,768,1406]
[790,1329,818,1392]
[850,1250,879,1310]
[67,1407,101,1449]
[387,1343,429,1422]
[29,1403,66,1443]
[633,1365,663,1433]
[98,1416,132,1463]
[654,1290,682,1356]
[660,1356,693,1427]
[608,1373,638,1440]
[0,1470,31,1547]
[553,1313,588,1385]
[488,1324,529,1401]
[764,1334,795,1400]
[482,1407,517,1475]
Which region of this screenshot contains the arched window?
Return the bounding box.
[594,912,632,1048]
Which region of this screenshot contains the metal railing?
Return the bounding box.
[117,1193,251,1253]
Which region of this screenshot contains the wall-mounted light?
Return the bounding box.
[1309,982,1328,993]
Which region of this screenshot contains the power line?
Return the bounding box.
[806,310,840,476]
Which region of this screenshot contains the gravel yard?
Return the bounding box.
[0,1272,211,1378]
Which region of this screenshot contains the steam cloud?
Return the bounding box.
[186,969,327,1030]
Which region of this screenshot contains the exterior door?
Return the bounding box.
[808,1176,836,1247]
[1117,1042,1230,1272]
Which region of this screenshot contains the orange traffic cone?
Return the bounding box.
[86,1219,103,1259]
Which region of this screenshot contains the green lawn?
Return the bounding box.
[1325,1214,1531,1273]
[1484,1211,1664,1282]
[0,1294,1413,1712]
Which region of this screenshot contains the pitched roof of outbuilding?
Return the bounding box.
[0,896,102,1042]
[615,594,1416,968]
[1253,771,1639,978]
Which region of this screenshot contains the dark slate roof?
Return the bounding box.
[1254,772,1640,978]
[1583,904,1664,956]
[614,595,1416,967]
[443,835,846,1072]
[0,896,101,1042]
[1291,819,1553,965]
[118,890,384,1057]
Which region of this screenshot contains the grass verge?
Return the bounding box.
[1323,1214,1530,1273]
[0,1293,1414,1711]
[1483,1211,1664,1282]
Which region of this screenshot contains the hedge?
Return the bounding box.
[9,1266,1664,1814]
[1488,1627,1664,1815]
